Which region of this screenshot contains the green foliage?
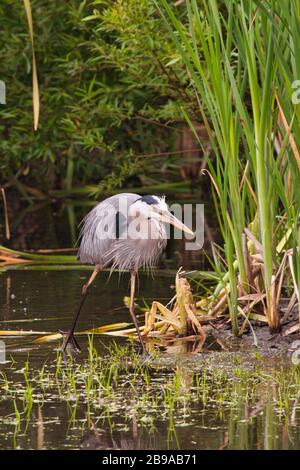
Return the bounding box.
[0,0,192,194]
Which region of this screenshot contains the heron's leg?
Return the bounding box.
[129,271,148,356]
[61,265,101,352]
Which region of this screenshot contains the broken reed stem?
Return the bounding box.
[1,188,10,240]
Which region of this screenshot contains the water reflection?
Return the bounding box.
[0,270,300,450]
[80,416,152,450]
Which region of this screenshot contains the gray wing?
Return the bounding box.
[77,193,140,265]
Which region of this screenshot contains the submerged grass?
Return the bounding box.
[1,340,300,449]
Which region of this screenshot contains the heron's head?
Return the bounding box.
[129,195,194,236]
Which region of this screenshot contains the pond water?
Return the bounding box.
[0,269,300,450]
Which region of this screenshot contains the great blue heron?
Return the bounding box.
[61,193,193,354]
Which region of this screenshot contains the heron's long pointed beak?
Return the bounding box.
[159,210,194,236]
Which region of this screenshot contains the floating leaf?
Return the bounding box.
[81,322,131,334]
[34,322,131,344]
[0,330,50,336]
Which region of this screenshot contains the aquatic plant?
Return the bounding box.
[158,0,300,335]
[1,342,300,449]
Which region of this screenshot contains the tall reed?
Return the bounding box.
[158,0,300,333]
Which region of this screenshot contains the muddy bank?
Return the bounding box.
[205,314,299,360]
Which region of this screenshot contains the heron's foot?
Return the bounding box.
[140,346,152,364]
[59,330,81,354]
